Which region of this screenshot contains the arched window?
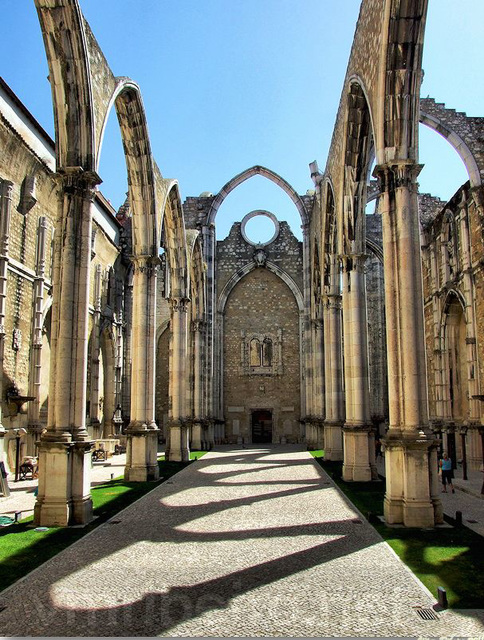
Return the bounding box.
[250,338,261,367]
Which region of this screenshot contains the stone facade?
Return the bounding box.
[217,222,303,444]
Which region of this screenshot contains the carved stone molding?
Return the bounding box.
[170,297,189,313]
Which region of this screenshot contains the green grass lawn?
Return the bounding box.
[311,453,484,609]
[0,451,205,593]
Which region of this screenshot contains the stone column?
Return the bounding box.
[0,180,13,465]
[375,162,442,527]
[312,317,325,449]
[191,319,204,450]
[323,283,344,460]
[27,217,49,455]
[88,264,102,439]
[167,297,190,461]
[302,224,312,430]
[34,168,100,527]
[341,254,373,481]
[124,257,159,482]
[122,275,133,421]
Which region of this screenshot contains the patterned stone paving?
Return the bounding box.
[0,445,483,637]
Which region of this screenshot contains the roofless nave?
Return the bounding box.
[0,0,484,529]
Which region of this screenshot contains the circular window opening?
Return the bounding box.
[241,211,279,246]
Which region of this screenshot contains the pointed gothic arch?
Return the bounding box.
[207,165,309,228]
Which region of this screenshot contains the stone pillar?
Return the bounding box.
[0,180,13,465]
[122,275,133,421]
[124,257,159,482]
[312,317,325,449]
[34,168,100,527]
[375,162,442,527]
[191,319,204,450]
[88,264,102,439]
[27,217,49,455]
[167,297,190,461]
[323,285,344,461]
[341,254,372,481]
[302,224,312,426]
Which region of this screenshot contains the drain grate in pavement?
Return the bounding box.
[415,608,438,621]
[108,520,122,525]
[351,518,363,524]
[466,519,478,523]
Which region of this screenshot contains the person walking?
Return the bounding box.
[439,452,455,493]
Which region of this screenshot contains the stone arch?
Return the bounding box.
[366,239,384,264]
[187,232,206,320]
[342,79,375,254]
[98,78,159,257]
[441,291,469,423]
[322,179,338,294]
[160,181,189,300]
[35,0,95,169]
[384,0,427,161]
[207,165,309,228]
[217,261,304,315]
[419,104,482,188]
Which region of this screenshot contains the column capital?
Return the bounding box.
[191,319,206,332]
[340,253,367,272]
[1,180,13,199]
[56,167,102,196]
[170,297,190,313]
[322,293,342,310]
[372,161,423,193]
[131,255,160,277]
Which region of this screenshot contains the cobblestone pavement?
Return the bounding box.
[0,445,483,637]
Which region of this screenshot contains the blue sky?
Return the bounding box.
[1,1,483,241]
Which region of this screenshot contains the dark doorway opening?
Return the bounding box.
[252,409,273,443]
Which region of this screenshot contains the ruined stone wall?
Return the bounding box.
[0,108,56,426]
[222,267,301,444]
[421,182,484,434]
[216,221,303,297]
[217,220,303,443]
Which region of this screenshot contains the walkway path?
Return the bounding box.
[0,446,483,637]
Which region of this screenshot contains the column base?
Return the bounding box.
[124,424,160,482]
[324,422,344,461]
[383,429,443,527]
[166,422,190,462]
[191,420,202,450]
[342,424,372,482]
[34,436,94,527]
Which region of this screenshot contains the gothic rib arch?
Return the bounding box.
[187,232,206,321]
[383,0,428,163]
[207,165,309,228]
[341,78,375,256]
[321,177,338,294]
[159,180,189,301]
[102,78,159,258]
[441,289,469,330]
[35,0,95,170]
[419,104,482,188]
[217,261,304,316]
